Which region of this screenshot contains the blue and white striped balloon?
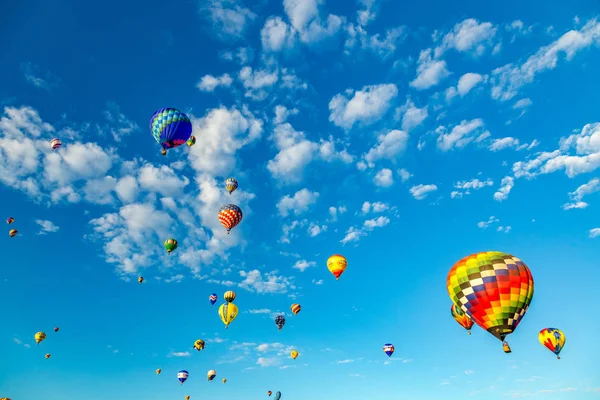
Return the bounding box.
[209,293,218,305]
[178,370,189,385]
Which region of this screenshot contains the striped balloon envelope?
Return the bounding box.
[290,304,301,315]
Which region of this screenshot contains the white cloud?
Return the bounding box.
[364,130,408,166]
[344,23,406,59]
[361,201,389,214]
[328,205,347,221]
[197,73,233,92]
[35,219,59,235]
[409,184,438,200]
[238,270,295,294]
[397,168,412,182]
[336,359,354,364]
[293,260,316,272]
[103,102,139,142]
[312,279,324,285]
[436,119,488,151]
[203,0,257,40]
[497,225,512,233]
[457,73,485,96]
[434,18,498,58]
[167,351,191,357]
[373,168,394,187]
[590,228,600,238]
[563,178,600,210]
[261,16,296,52]
[277,189,319,216]
[248,309,272,314]
[273,105,299,124]
[329,84,398,129]
[363,216,389,230]
[397,99,428,132]
[494,176,514,201]
[477,216,499,229]
[452,178,493,198]
[283,0,344,45]
[410,48,450,90]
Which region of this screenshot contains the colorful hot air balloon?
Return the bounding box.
[451,304,474,334]
[209,293,218,305]
[53,327,59,332]
[6,217,14,224]
[290,350,298,359]
[50,138,61,150]
[218,204,243,234]
[327,254,347,280]
[290,304,301,315]
[193,339,205,351]
[187,135,196,147]
[185,396,190,400]
[207,370,216,381]
[164,238,178,254]
[177,370,189,385]
[539,328,566,359]
[156,369,162,374]
[447,251,534,353]
[268,391,272,397]
[45,353,51,359]
[225,178,238,195]
[275,391,281,400]
[138,277,144,284]
[150,108,193,154]
[224,290,236,303]
[161,149,167,156]
[222,378,227,383]
[9,229,17,237]
[275,315,286,331]
[218,302,239,329]
[34,332,46,345]
[383,343,394,357]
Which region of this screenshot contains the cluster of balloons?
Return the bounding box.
[447,251,566,358]
[32,328,60,360]
[6,216,17,238]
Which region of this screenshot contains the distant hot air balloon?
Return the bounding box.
[447,251,534,353]
[138,277,144,284]
[161,149,167,156]
[54,327,59,332]
[275,391,281,400]
[290,350,298,359]
[218,302,239,329]
[224,290,236,303]
[193,339,205,351]
[185,396,190,400]
[177,370,189,385]
[9,229,17,238]
[6,217,14,224]
[34,332,46,345]
[222,378,227,383]
[187,135,196,147]
[539,328,566,359]
[225,178,238,195]
[327,254,347,280]
[207,369,216,381]
[150,108,193,155]
[50,138,62,150]
[45,353,51,359]
[290,304,301,315]
[383,343,394,357]
[156,369,162,375]
[451,304,474,334]
[209,293,218,305]
[218,204,243,234]
[164,238,178,254]
[275,315,286,331]
[268,391,272,397]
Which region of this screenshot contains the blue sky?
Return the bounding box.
[1,0,600,399]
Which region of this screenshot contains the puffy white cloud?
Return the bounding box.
[373,168,393,187]
[344,24,406,59]
[292,260,316,272]
[197,73,233,92]
[277,188,319,216]
[589,228,600,238]
[409,184,438,200]
[361,201,389,214]
[477,216,499,229]
[364,130,408,166]
[261,16,295,53]
[457,73,485,96]
[493,176,514,201]
[434,18,498,58]
[452,178,494,198]
[396,99,428,132]
[35,219,59,234]
[410,49,450,90]
[436,119,489,151]
[563,178,600,210]
[397,168,412,182]
[329,84,398,129]
[202,0,257,40]
[238,270,296,294]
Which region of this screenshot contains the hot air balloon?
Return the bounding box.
[218,204,243,234]
[451,304,474,334]
[164,238,178,254]
[222,378,227,383]
[207,370,216,381]
[193,339,205,351]
[224,290,236,303]
[275,315,286,331]
[161,149,167,156]
[268,391,272,397]
[6,217,14,224]
[290,350,298,359]
[290,304,301,315]
[383,343,394,357]
[45,353,51,359]
[34,332,46,345]
[218,302,239,329]
[185,396,190,400]
[156,369,162,374]
[177,370,189,385]
[539,328,566,359]
[54,327,59,332]
[9,229,17,237]
[447,251,534,353]
[187,135,196,147]
[225,178,238,195]
[327,254,347,280]
[209,293,218,305]
[150,108,193,154]
[50,138,62,150]
[275,391,281,400]
[138,277,144,284]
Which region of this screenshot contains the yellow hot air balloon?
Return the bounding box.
[222,378,227,383]
[224,290,236,303]
[185,396,190,400]
[290,350,298,359]
[207,369,216,381]
[138,277,144,284]
[539,328,566,359]
[290,303,301,315]
[34,332,46,345]
[161,149,167,156]
[9,229,18,237]
[156,369,162,374]
[193,339,205,351]
[45,353,51,359]
[218,302,239,329]
[327,254,347,280]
